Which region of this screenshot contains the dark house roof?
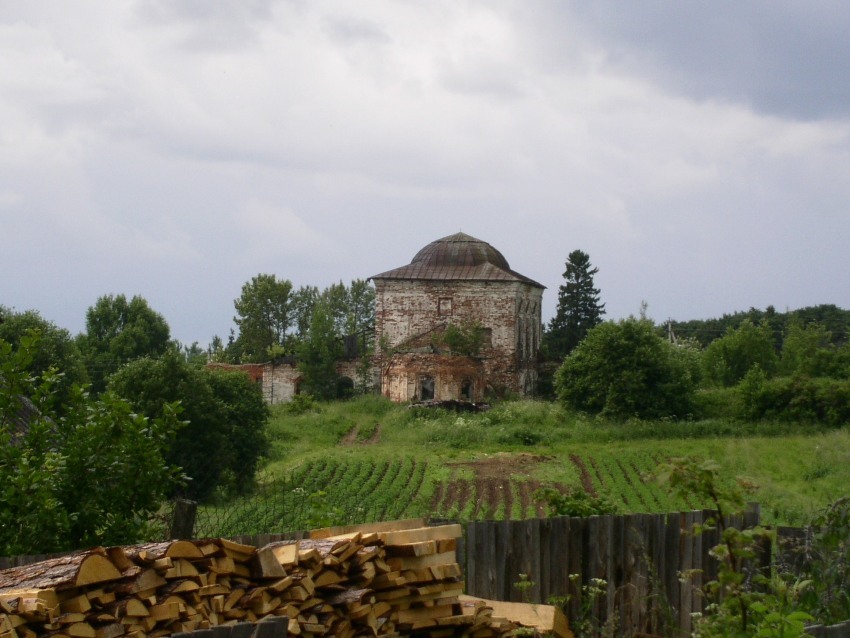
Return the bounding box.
[370,232,545,289]
[3,392,42,444]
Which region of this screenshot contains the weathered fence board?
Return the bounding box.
[5,507,828,638]
[462,508,763,638]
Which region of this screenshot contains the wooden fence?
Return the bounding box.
[459,508,764,637]
[6,507,846,638]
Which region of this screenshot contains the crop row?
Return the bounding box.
[571,452,708,514]
[429,474,546,521]
[193,451,717,538]
[195,456,434,537]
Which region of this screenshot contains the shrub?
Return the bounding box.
[555,318,699,420]
[738,373,850,426]
[283,392,321,415]
[535,486,618,517]
[692,386,742,420]
[703,320,778,387]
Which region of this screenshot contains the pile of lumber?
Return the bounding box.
[0,519,569,638]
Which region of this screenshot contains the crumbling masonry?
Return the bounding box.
[369,232,544,402]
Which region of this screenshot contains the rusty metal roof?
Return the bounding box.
[370,232,545,288]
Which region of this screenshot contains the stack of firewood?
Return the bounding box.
[0,519,569,638]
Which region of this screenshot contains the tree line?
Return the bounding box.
[543,250,850,423]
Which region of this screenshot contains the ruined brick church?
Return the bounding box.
[370,232,544,402]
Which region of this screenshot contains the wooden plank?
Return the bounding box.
[665,512,681,631]
[377,525,463,547]
[650,511,665,635]
[464,521,477,597]
[396,603,455,624]
[460,596,572,638]
[383,541,438,557]
[613,513,628,637]
[678,511,696,634]
[625,514,647,636]
[504,520,522,603]
[546,517,568,604]
[386,552,457,572]
[597,515,614,631]
[527,517,542,604]
[494,520,510,601]
[309,518,426,540]
[538,517,552,605]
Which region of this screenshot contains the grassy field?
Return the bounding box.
[196,395,850,535]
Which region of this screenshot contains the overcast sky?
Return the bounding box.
[3,1,849,346]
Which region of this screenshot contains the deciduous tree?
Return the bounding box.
[702,320,777,387]
[291,285,320,339]
[297,301,343,400]
[77,294,171,393]
[233,274,293,362]
[780,319,835,377]
[0,307,88,409]
[0,335,181,554]
[109,350,269,501]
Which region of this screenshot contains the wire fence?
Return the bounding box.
[166,477,371,540]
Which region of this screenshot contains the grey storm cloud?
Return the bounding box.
[568,1,850,119]
[1,1,849,346]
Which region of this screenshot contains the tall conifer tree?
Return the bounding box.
[545,250,605,359]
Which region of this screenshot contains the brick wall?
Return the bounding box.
[374,279,543,399]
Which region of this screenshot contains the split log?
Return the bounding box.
[0,550,121,592]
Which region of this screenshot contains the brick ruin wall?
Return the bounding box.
[374,279,543,399]
[382,353,485,402]
[260,360,371,404]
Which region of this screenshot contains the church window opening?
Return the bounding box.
[420,376,435,400]
[460,379,473,401]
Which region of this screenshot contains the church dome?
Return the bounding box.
[369,231,544,288]
[410,232,511,271]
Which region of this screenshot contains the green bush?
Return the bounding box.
[692,386,743,420]
[702,320,778,387]
[555,318,699,420]
[283,393,322,415]
[535,486,618,517]
[496,426,545,446]
[424,416,489,448]
[738,372,850,426]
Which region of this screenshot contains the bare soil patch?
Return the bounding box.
[431,453,561,519]
[339,424,382,446]
[450,452,552,479]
